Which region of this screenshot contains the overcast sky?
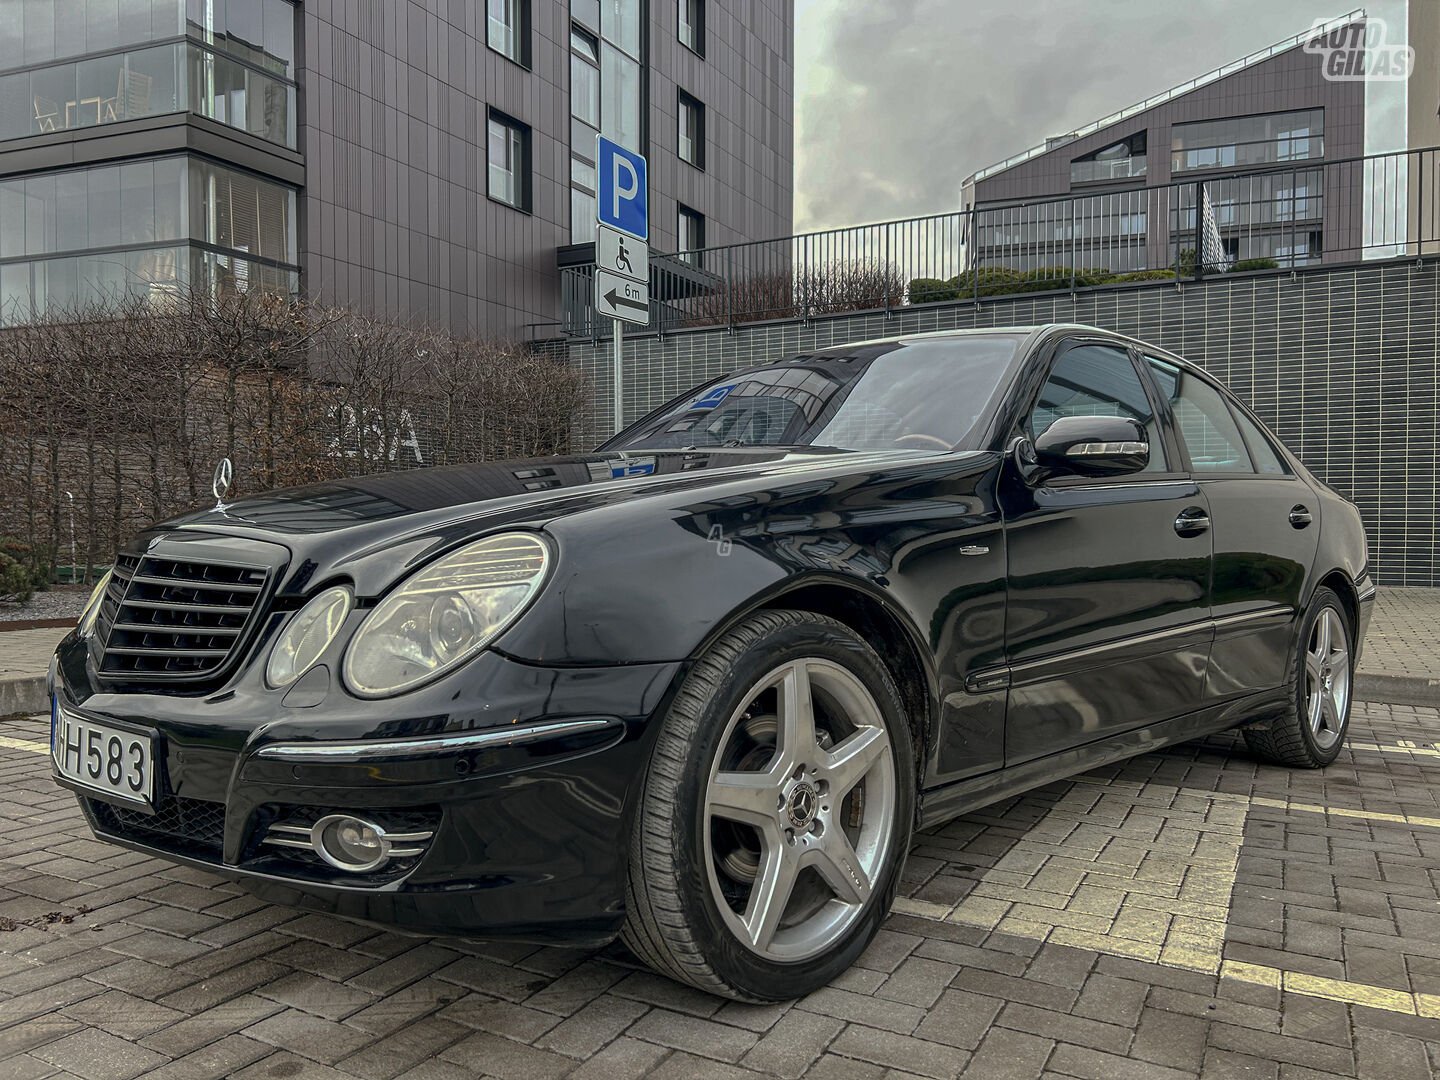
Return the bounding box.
[793,0,1410,231]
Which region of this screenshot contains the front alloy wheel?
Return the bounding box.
[623,610,915,1001]
[704,658,896,962]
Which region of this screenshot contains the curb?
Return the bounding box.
[0,676,47,717]
[1356,672,1440,709]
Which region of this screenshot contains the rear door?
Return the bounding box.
[1141,354,1320,698]
[999,338,1213,765]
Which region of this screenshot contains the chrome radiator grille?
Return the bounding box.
[95,549,272,682]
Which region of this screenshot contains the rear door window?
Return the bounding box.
[1231,409,1289,475]
[1144,356,1254,473]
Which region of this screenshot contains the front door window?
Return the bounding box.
[1030,343,1167,472]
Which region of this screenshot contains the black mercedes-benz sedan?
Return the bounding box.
[50,324,1373,1001]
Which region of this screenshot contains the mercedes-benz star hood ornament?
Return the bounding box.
[212,457,234,511]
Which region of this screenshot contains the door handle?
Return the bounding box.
[1175,506,1210,537]
[1289,504,1313,528]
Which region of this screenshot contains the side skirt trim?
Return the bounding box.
[916,689,1285,829]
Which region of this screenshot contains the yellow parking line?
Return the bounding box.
[1221,959,1426,1014]
[1249,795,1440,830]
[1349,739,1440,758]
[0,734,48,755]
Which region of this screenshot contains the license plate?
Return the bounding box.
[52,702,155,806]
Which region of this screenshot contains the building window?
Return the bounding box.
[571,157,597,243]
[571,0,600,31]
[0,154,298,324]
[487,0,529,67]
[571,28,600,131]
[678,204,704,262]
[0,3,298,148]
[1171,109,1324,173]
[569,27,600,242]
[487,110,530,211]
[678,90,704,169]
[679,0,703,55]
[571,0,646,231]
[601,0,640,61]
[601,42,642,152]
[1070,132,1146,184]
[597,0,643,153]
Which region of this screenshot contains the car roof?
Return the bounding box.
[806,324,1198,373]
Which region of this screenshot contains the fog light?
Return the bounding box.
[314,814,390,872]
[260,813,437,875]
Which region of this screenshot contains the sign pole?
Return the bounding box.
[594,134,647,436]
[613,317,624,434]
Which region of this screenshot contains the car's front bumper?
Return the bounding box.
[49,638,684,945]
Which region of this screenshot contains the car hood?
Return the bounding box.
[141,447,986,599]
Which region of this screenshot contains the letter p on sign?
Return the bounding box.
[596,135,648,242]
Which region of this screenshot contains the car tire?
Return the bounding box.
[1243,586,1353,769]
[621,609,916,1001]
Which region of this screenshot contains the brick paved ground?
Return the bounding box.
[0,629,66,683]
[1358,589,1440,679]
[5,702,1440,1079]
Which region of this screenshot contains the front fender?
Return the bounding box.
[496,455,1003,669]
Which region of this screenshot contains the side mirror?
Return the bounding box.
[1032,415,1149,478]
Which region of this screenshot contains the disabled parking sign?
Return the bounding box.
[597,136,648,242]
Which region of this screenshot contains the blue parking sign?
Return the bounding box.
[597,136,648,242]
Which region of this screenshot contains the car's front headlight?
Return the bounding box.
[77,570,113,636]
[342,533,551,698]
[267,585,353,688]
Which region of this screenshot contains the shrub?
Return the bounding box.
[1228,258,1281,273]
[906,264,1176,305]
[0,291,591,583]
[798,259,907,315]
[0,551,32,605]
[1113,269,1178,282]
[907,277,960,305]
[951,267,1025,297]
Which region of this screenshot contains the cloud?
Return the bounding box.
[794,0,1409,232]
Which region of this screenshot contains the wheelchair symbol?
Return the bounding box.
[615,239,634,274]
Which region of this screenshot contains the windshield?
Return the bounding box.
[605,335,1021,453]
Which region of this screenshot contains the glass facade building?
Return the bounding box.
[0,0,796,336]
[962,20,1364,277]
[0,0,298,323]
[0,0,296,146]
[0,155,298,322]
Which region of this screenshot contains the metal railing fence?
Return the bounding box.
[559,145,1440,339]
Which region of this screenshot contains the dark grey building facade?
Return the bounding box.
[0,0,795,337]
[961,13,1366,275]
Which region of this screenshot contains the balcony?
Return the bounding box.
[1069,156,1147,184]
[0,40,295,149]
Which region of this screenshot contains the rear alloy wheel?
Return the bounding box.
[623,610,915,1000]
[1243,586,1352,768]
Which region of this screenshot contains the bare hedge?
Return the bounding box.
[681,259,909,327]
[0,289,589,583]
